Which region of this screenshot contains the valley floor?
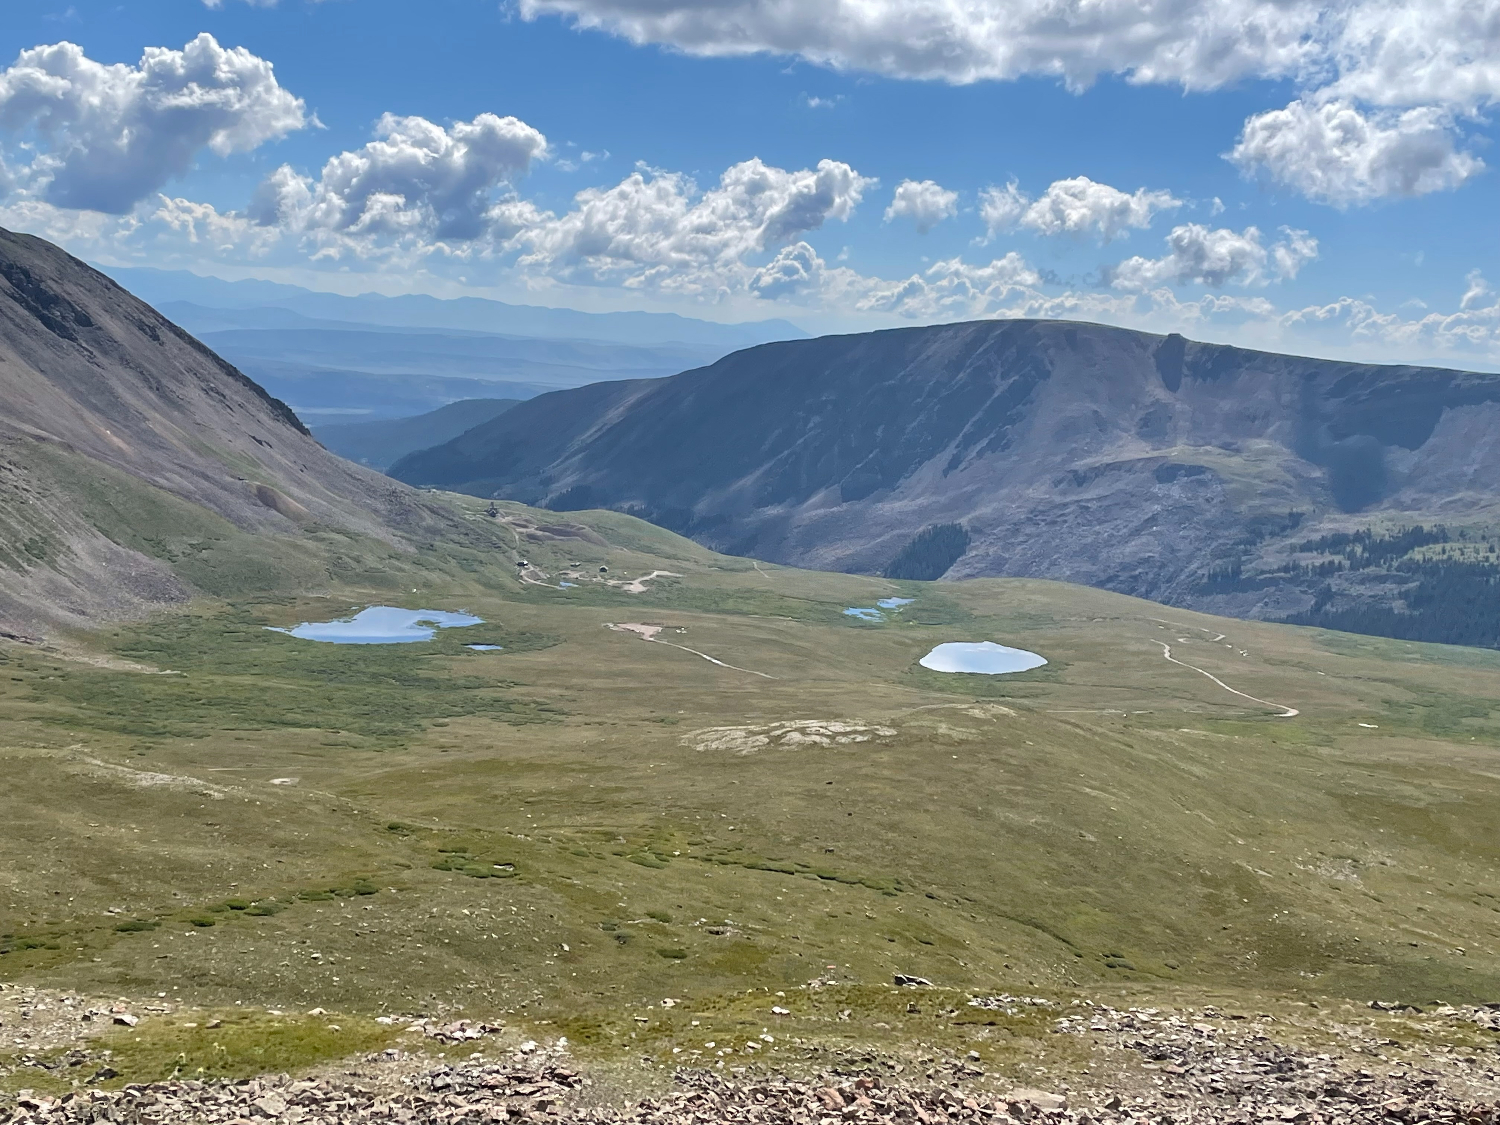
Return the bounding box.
[2,499,1498,1115]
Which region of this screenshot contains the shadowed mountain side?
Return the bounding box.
[0,228,490,636]
[313,399,521,469]
[389,319,1500,641]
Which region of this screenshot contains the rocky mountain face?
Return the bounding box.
[390,319,1500,644]
[0,228,464,637]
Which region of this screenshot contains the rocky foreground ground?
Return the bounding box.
[3,991,1499,1124]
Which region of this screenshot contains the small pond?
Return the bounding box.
[844,597,916,622]
[466,644,504,651]
[267,606,483,645]
[919,641,1047,675]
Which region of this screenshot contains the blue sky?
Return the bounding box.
[1,0,1497,366]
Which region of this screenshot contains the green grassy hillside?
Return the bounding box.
[3,495,1499,1090]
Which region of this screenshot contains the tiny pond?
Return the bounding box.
[844,597,916,622]
[919,641,1047,675]
[267,606,484,645]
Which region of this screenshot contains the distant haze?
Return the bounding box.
[105,267,806,424]
[105,268,808,349]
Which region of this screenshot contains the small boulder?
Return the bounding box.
[252,1092,288,1118]
[1006,1088,1067,1111]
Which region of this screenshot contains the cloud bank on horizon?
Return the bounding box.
[0,0,1496,365]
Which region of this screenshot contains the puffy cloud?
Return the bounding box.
[982,175,1180,240]
[1278,275,1500,358]
[0,35,305,214]
[751,240,825,298]
[847,252,1044,318]
[883,179,958,233]
[1328,0,1500,112]
[517,0,1323,91]
[516,0,1500,112]
[1109,223,1317,289]
[515,157,873,293]
[1229,98,1485,206]
[517,0,1500,208]
[250,112,548,244]
[35,145,872,296]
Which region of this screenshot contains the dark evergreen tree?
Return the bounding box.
[883,524,972,581]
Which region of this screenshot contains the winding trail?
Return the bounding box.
[1158,641,1299,718]
[607,623,775,679]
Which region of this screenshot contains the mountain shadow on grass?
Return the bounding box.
[883,524,971,581]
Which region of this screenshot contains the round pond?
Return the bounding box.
[919,641,1047,675]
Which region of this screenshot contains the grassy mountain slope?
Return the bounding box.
[0,227,516,638]
[390,320,1500,647]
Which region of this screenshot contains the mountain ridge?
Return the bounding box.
[390,317,1500,644]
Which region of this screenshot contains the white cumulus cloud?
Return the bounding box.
[1109,223,1318,289]
[1229,97,1485,206]
[982,175,1181,241]
[1328,0,1500,113]
[0,35,306,214]
[516,0,1500,206]
[883,179,958,233]
[515,157,873,294]
[517,0,1324,90]
[515,0,1500,112]
[248,112,549,245]
[847,252,1044,318]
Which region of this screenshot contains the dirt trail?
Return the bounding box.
[1158,641,1299,718]
[616,570,680,593]
[607,623,774,679]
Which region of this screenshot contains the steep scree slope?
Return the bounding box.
[390,319,1500,638]
[0,228,465,636]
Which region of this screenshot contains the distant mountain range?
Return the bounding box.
[313,399,520,469]
[100,270,805,424]
[105,268,807,348]
[390,319,1500,647]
